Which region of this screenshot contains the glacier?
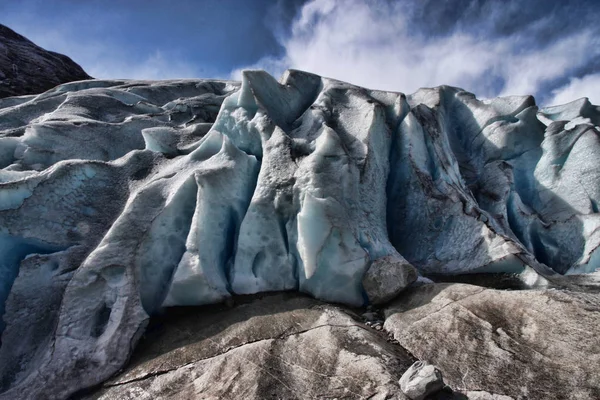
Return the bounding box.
[0,69,599,398]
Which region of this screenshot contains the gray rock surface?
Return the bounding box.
[0,24,91,98]
[399,361,445,400]
[466,391,514,400]
[384,283,600,400]
[82,293,415,400]
[363,255,419,305]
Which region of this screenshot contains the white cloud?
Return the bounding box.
[549,74,600,106]
[86,50,199,80]
[232,0,600,103]
[498,32,598,97]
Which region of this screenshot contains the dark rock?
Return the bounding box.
[399,361,444,400]
[363,255,418,305]
[0,24,91,98]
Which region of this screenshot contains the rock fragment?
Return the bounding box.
[362,255,418,305]
[399,361,445,400]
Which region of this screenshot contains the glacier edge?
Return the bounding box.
[0,69,598,398]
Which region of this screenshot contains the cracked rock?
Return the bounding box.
[385,283,600,400]
[81,293,416,400]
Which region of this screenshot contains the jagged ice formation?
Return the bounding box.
[0,70,599,398]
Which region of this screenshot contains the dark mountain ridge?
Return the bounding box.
[0,24,91,98]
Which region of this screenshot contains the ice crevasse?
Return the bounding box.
[0,69,600,399]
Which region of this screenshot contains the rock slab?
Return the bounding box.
[385,283,600,400]
[82,293,416,400]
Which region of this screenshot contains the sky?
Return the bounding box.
[1,0,599,106]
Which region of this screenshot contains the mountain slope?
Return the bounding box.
[0,24,91,99]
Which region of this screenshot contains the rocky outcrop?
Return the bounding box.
[78,284,600,399]
[384,283,600,400]
[0,24,91,99]
[81,293,416,400]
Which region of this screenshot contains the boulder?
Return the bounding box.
[363,255,418,305]
[399,361,445,400]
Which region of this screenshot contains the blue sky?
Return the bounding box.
[2,0,599,105]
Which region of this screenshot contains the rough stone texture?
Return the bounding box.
[384,283,600,400]
[399,361,445,400]
[81,293,416,400]
[363,255,419,305]
[0,24,91,98]
[466,391,514,400]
